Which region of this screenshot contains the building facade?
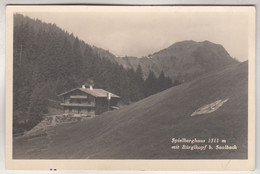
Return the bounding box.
[58,85,120,117]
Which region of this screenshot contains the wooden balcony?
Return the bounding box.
[60,103,95,107]
[70,95,88,99]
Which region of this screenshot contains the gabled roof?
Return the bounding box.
[58,88,120,98]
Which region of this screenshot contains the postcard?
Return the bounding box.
[5,5,255,171]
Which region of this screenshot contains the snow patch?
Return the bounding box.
[191,98,229,117]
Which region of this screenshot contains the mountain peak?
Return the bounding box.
[169,40,218,48]
[201,40,213,44]
[168,40,196,48]
[114,40,238,82]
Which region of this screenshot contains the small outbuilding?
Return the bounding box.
[58,84,120,117]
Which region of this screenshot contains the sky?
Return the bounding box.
[21,6,250,61]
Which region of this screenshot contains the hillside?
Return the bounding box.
[13,61,248,159]
[116,40,238,81]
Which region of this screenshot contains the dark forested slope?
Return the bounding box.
[13,14,173,133]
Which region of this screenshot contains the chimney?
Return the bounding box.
[85,79,94,90]
[107,92,111,100]
[82,85,85,88]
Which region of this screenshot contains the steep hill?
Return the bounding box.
[116,40,238,81]
[14,61,248,159]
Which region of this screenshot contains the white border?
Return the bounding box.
[0,1,259,174]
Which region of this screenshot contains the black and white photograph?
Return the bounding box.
[5,5,255,170]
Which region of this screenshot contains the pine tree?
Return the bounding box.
[144,71,157,97]
[157,70,173,92]
[133,65,145,100]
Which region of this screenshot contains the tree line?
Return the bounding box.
[13,14,176,134]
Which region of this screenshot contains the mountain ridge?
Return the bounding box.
[114,40,238,82]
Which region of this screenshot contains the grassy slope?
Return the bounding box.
[14,61,248,159]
